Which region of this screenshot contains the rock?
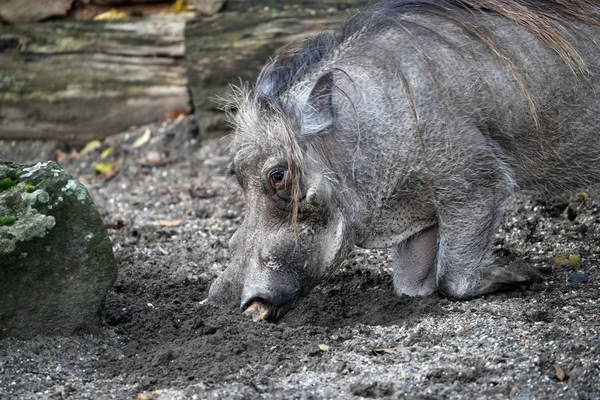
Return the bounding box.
[193,0,226,15]
[567,271,591,283]
[0,161,117,339]
[0,0,75,24]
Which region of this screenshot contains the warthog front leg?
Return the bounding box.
[392,226,438,297]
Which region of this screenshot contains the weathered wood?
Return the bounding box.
[93,0,167,5]
[0,0,75,24]
[193,0,227,16]
[185,3,369,137]
[0,15,191,143]
[224,0,371,12]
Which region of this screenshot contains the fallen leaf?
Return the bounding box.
[94,9,131,20]
[148,153,166,166]
[553,256,568,265]
[136,390,163,400]
[165,108,189,120]
[150,220,183,227]
[554,363,568,381]
[165,0,192,13]
[94,161,119,174]
[101,147,115,159]
[207,224,222,231]
[567,231,583,240]
[132,128,152,149]
[552,254,581,269]
[104,167,119,180]
[568,254,581,269]
[80,140,102,156]
[318,344,329,351]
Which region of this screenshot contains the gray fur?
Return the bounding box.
[209,0,600,318]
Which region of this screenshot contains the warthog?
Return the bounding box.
[208,0,600,320]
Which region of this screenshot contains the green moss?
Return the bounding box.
[25,183,36,193]
[0,177,18,192]
[0,216,16,226]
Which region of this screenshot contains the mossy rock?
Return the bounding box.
[0,161,117,339]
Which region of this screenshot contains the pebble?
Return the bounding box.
[567,271,591,283]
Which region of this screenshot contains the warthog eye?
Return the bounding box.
[269,169,290,191]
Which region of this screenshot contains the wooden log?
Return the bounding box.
[184,2,369,137]
[0,15,191,144]
[224,0,371,12]
[193,0,227,16]
[93,0,168,5]
[0,0,75,24]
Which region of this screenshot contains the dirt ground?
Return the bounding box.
[0,116,599,399]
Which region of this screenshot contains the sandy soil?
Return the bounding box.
[0,116,599,399]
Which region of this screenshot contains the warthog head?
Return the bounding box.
[208,69,354,320]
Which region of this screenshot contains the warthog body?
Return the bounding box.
[209,0,600,320]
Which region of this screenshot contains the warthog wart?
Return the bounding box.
[208,0,600,320]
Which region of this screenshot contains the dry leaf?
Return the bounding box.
[553,255,581,269]
[80,140,102,156]
[94,9,130,20]
[554,363,568,381]
[136,390,163,400]
[165,109,188,120]
[567,231,583,240]
[206,224,222,231]
[101,147,115,159]
[132,128,152,149]
[318,344,329,351]
[150,220,183,227]
[568,254,581,269]
[148,152,166,166]
[165,0,192,13]
[104,167,119,180]
[94,161,119,174]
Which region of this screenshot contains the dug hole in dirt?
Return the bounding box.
[0,116,599,399]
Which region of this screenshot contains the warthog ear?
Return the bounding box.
[300,71,335,140]
[256,66,291,99]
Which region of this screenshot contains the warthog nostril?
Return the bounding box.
[242,299,271,321]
